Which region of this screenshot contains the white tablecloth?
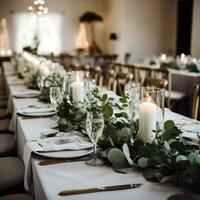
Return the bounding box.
[3,62,199,200]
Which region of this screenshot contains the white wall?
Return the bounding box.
[0,0,178,61]
[0,0,107,53]
[105,0,177,63]
[191,0,200,58]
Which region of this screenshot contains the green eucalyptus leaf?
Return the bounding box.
[164,141,171,151]
[138,145,155,158]
[119,97,127,104]
[122,143,134,166]
[133,139,144,150]
[138,157,148,168]
[102,105,113,119]
[107,148,128,168]
[176,155,187,162]
[164,120,175,130]
[170,141,186,154]
[114,167,135,174]
[101,94,108,104]
[108,136,115,147]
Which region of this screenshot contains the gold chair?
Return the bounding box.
[192,84,200,120]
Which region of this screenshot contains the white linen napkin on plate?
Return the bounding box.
[23,131,93,190]
[19,107,55,114]
[37,133,92,152]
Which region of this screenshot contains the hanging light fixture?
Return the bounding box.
[28,0,48,16]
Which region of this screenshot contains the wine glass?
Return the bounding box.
[37,75,45,91]
[49,87,62,119]
[85,111,104,166]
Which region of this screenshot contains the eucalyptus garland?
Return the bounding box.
[39,73,64,102]
[56,88,200,193]
[150,59,200,73]
[25,70,40,90]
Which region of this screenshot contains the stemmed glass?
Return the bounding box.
[37,76,45,91]
[49,87,62,119]
[85,111,104,166]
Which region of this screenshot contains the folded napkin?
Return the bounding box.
[19,107,55,114]
[23,131,93,190]
[37,133,93,152]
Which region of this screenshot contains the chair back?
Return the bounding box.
[143,77,168,89]
[192,84,200,120]
[106,69,117,93]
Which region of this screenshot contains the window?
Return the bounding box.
[12,12,64,54]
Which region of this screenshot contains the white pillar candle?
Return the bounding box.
[160,54,166,62]
[139,97,157,143]
[71,74,84,103]
[43,67,50,77]
[180,53,188,65]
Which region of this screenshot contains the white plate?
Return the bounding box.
[13,91,40,98]
[34,148,93,159]
[18,111,55,117]
[18,107,56,117]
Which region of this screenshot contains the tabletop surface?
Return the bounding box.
[3,62,200,200]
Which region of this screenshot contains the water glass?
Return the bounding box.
[49,87,62,118]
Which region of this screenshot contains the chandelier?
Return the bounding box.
[28,0,48,16]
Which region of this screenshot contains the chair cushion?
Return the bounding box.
[165,90,186,100]
[0,119,10,131]
[0,194,33,200]
[0,134,15,153]
[0,157,24,191]
[0,109,7,118]
[0,101,7,107]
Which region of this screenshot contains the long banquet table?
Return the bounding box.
[3,62,200,200]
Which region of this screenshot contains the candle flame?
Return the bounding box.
[146,96,151,102]
[181,53,185,59]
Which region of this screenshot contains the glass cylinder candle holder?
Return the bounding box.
[130,87,165,143]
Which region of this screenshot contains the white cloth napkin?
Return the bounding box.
[37,133,92,152]
[18,107,55,114]
[23,131,93,190]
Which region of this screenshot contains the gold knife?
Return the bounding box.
[39,157,92,166]
[58,183,142,196]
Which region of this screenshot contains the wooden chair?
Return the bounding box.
[192,84,200,120]
[59,53,74,67]
[93,66,103,87]
[94,54,118,67]
[143,77,168,89]
[134,66,152,85]
[106,69,117,93]
[116,70,131,96]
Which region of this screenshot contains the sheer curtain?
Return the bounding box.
[12,12,64,54]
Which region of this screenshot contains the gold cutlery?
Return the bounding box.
[39,157,91,166]
[20,116,52,120]
[58,183,142,196]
